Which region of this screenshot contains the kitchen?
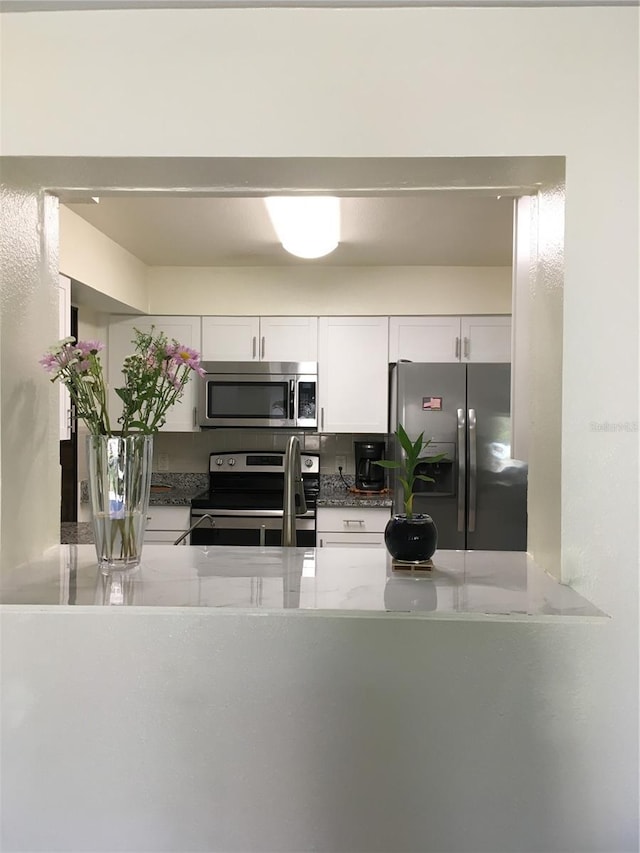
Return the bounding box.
[1,6,637,852]
[59,192,521,553]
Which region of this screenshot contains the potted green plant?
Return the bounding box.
[374,424,447,563]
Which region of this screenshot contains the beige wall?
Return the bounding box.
[59,206,148,312]
[0,7,637,850]
[147,264,512,316]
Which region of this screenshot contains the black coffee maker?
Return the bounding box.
[354,441,386,492]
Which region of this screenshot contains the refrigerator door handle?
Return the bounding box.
[457,408,466,533]
[468,408,477,532]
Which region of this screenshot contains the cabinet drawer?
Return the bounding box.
[145,507,190,531]
[143,529,188,544]
[317,507,390,534]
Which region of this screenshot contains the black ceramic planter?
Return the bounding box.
[384,513,438,563]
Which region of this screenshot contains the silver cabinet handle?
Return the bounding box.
[344,519,365,526]
[468,408,477,532]
[193,406,197,428]
[457,408,466,533]
[252,336,257,359]
[463,336,470,360]
[321,407,325,430]
[455,336,460,360]
[320,538,324,548]
[261,336,265,359]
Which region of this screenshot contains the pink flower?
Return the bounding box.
[167,342,203,372]
[39,353,59,372]
[75,340,104,357]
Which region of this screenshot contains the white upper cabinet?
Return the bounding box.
[107,316,202,432]
[318,317,389,433]
[201,317,260,361]
[201,316,318,362]
[58,273,72,441]
[258,317,318,362]
[390,315,511,364]
[460,316,512,363]
[389,316,461,363]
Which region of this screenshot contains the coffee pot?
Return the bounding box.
[354,441,386,492]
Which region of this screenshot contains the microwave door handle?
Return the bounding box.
[289,380,296,421]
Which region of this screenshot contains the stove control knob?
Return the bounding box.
[304,458,313,468]
[228,457,236,466]
[215,457,224,466]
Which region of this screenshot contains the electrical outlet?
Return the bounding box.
[336,454,347,472]
[158,452,169,472]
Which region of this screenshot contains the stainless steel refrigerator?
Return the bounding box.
[389,362,527,550]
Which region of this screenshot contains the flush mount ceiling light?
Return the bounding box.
[264,196,340,259]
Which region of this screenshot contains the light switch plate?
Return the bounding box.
[158,452,169,472]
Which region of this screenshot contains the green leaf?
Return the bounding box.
[372,460,400,469]
[417,453,448,464]
[414,473,435,483]
[397,423,414,456]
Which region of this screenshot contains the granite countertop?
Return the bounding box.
[80,473,207,507]
[0,545,607,621]
[80,473,394,510]
[317,474,394,509]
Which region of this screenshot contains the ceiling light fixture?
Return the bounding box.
[264,196,340,259]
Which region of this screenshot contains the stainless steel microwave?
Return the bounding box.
[198,362,317,429]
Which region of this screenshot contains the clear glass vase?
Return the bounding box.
[87,434,153,574]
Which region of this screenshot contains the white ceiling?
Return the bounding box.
[65,195,514,268]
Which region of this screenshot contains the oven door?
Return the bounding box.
[189,510,316,547]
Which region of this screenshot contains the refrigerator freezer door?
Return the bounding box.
[392,362,467,549]
[466,363,527,550]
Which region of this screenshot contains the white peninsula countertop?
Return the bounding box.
[0,545,606,621]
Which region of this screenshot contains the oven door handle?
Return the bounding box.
[289,379,296,421]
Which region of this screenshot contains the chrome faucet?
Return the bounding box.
[173,513,215,545]
[282,435,307,547]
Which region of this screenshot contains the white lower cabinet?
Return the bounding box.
[144,506,190,545]
[317,507,390,548]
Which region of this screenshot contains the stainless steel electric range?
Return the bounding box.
[189,450,320,547]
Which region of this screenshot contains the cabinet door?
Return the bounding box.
[58,274,72,440]
[201,316,260,361]
[318,533,386,548]
[318,317,389,433]
[143,507,190,545]
[108,316,202,432]
[461,316,512,363]
[389,316,461,363]
[259,316,318,362]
